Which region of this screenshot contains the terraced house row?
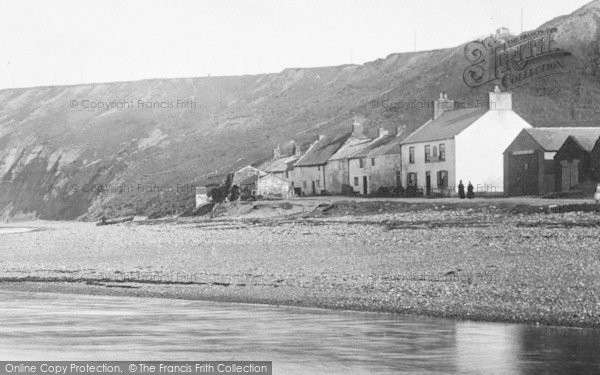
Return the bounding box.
[220,86,600,200]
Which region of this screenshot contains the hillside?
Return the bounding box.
[2,1,600,220]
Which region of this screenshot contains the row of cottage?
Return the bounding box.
[205,86,600,202]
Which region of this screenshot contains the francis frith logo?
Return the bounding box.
[462,27,571,91]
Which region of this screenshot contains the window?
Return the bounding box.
[425,145,431,163]
[302,181,307,189]
[437,170,448,188]
[432,146,438,158]
[317,166,321,171]
[407,173,417,186]
[371,158,375,166]
[316,179,321,187]
[359,158,364,168]
[285,171,289,178]
[439,143,446,161]
[409,146,415,164]
[354,177,359,186]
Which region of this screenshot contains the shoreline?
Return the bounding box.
[1,279,598,329]
[2,201,600,330]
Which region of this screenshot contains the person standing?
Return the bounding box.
[467,182,475,199]
[458,180,465,199]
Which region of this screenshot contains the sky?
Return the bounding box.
[0,0,592,90]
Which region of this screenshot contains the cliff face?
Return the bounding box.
[2,2,600,220]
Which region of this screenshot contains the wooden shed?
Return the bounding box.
[554,135,597,192]
[504,128,600,196]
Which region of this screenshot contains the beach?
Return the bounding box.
[1,199,600,328]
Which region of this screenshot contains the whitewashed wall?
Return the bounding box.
[455,111,532,193]
[401,139,456,191]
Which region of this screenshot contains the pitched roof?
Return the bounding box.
[346,134,396,158]
[232,165,266,186]
[368,136,403,157]
[237,174,260,186]
[525,127,600,151]
[294,132,351,167]
[329,137,373,160]
[258,154,299,173]
[401,107,487,144]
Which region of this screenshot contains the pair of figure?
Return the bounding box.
[458,180,474,199]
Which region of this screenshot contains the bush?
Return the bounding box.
[229,185,240,201]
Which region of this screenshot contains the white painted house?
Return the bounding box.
[400,87,532,195]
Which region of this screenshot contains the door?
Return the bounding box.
[362,176,368,195]
[561,160,580,191]
[508,152,539,196]
[311,181,316,195]
[425,172,431,195]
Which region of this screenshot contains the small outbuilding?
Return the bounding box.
[589,136,600,182]
[232,165,266,194]
[256,174,293,199]
[504,127,600,196]
[554,134,599,192]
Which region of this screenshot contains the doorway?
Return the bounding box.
[362,176,368,195]
[425,172,431,195]
[561,160,580,191]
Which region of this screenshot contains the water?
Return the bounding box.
[0,227,35,234]
[0,291,599,374]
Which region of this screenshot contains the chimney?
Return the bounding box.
[488,85,512,110]
[273,144,282,159]
[378,127,389,138]
[352,116,366,138]
[433,92,455,119]
[318,134,325,141]
[396,125,406,137]
[290,140,301,156]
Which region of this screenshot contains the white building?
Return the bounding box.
[400,87,532,195]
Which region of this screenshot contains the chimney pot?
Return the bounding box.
[488,87,512,110]
[396,125,406,137]
[433,91,454,119]
[352,116,366,138]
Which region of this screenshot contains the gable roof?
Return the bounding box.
[294,132,351,167]
[329,137,373,160]
[525,127,600,151]
[237,174,260,186]
[401,107,487,144]
[232,165,266,186]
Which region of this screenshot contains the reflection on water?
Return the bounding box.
[0,227,34,234]
[0,291,598,374]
